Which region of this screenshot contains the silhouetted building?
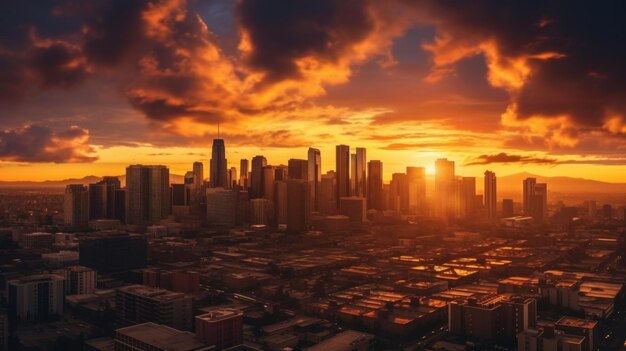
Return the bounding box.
[339,197,366,223]
[457,177,476,219]
[288,158,308,180]
[523,178,537,216]
[89,176,121,220]
[239,159,249,188]
[351,147,366,197]
[79,231,147,273]
[206,188,237,227]
[171,184,188,207]
[250,198,272,226]
[286,179,311,231]
[435,158,455,219]
[389,173,408,211]
[64,184,89,228]
[319,171,337,215]
[125,165,170,226]
[250,155,267,199]
[275,181,287,225]
[227,167,237,189]
[407,166,426,213]
[263,165,276,203]
[484,170,497,220]
[367,161,383,210]
[502,199,514,218]
[308,147,321,211]
[209,138,227,188]
[336,145,350,207]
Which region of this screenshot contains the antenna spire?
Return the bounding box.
[217,122,220,139]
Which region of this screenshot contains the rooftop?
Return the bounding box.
[115,322,207,351]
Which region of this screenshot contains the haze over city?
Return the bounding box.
[1,1,626,351]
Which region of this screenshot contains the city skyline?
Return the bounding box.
[2,1,626,182]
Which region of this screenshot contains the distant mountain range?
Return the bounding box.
[2,172,626,197]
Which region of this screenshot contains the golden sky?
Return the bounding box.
[1,1,626,183]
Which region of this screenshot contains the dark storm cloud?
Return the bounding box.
[236,0,377,81]
[0,125,97,163]
[408,0,626,130]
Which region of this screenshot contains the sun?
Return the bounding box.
[426,164,436,175]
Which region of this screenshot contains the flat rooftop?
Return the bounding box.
[116,322,207,351]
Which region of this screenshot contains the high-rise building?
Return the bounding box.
[227,167,237,189]
[79,231,147,273]
[275,181,288,225]
[116,285,193,331]
[502,199,514,218]
[171,183,188,207]
[195,309,243,350]
[206,188,237,227]
[64,184,89,228]
[193,161,204,188]
[307,148,321,211]
[352,147,366,197]
[274,165,288,181]
[336,145,350,207]
[319,171,337,215]
[262,165,276,203]
[209,139,227,188]
[367,161,383,210]
[457,177,476,219]
[89,176,121,221]
[250,198,272,226]
[250,156,267,199]
[53,265,96,295]
[339,197,366,223]
[524,178,548,223]
[407,167,426,213]
[435,159,455,219]
[239,159,249,188]
[288,159,308,180]
[22,232,53,249]
[125,165,170,226]
[523,178,537,216]
[389,173,409,211]
[286,179,311,232]
[8,274,65,322]
[484,170,497,220]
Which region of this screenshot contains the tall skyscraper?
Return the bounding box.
[367,161,383,210]
[64,184,89,228]
[484,170,497,219]
[288,159,308,180]
[250,155,267,199]
[352,147,366,197]
[407,167,426,213]
[457,177,476,219]
[286,179,311,232]
[193,162,204,188]
[227,167,237,189]
[389,173,409,211]
[239,159,249,187]
[319,171,337,215]
[523,178,537,216]
[523,178,548,223]
[262,165,276,203]
[307,148,321,211]
[274,165,288,181]
[125,165,171,226]
[336,145,350,207]
[89,176,121,221]
[209,139,227,188]
[435,159,455,219]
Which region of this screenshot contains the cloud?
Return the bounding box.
[407,0,626,148]
[0,125,98,163]
[465,153,557,166]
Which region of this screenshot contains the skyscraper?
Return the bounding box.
[407,167,426,213]
[262,165,276,203]
[288,159,308,180]
[319,171,337,215]
[457,177,476,219]
[250,155,267,199]
[206,188,237,227]
[193,161,204,188]
[125,165,171,226]
[228,167,237,189]
[389,173,409,211]
[352,147,367,197]
[484,170,497,219]
[523,178,537,216]
[239,159,249,188]
[286,179,311,232]
[367,161,383,210]
[336,145,350,207]
[435,158,455,219]
[209,139,227,188]
[307,148,321,211]
[64,184,89,228]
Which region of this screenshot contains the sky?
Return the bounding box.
[2,0,626,182]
